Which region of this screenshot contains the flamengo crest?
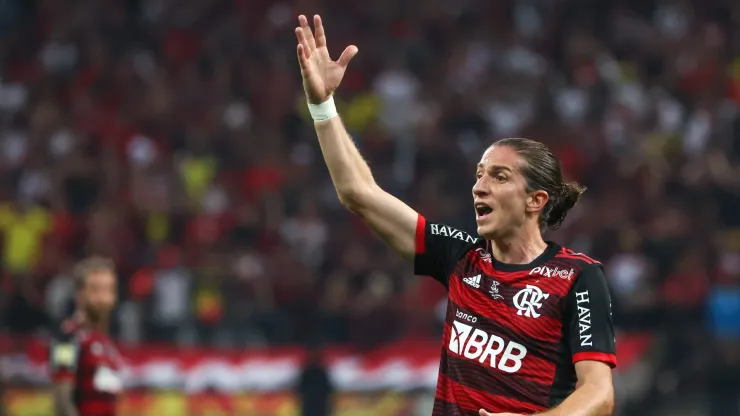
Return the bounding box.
[513,285,549,318]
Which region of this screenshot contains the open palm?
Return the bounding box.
[295,14,358,104]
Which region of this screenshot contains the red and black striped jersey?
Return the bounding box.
[49,319,124,416]
[414,216,616,415]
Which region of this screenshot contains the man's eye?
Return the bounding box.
[495,175,507,182]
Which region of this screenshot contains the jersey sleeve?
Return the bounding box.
[49,327,80,383]
[413,215,477,286]
[566,264,617,368]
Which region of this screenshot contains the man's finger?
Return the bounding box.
[298,15,317,51]
[479,410,491,416]
[295,27,312,59]
[296,44,311,74]
[337,45,358,68]
[314,15,327,49]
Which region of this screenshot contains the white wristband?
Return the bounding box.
[307,96,338,122]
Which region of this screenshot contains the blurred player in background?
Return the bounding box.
[50,257,122,416]
[295,14,616,416]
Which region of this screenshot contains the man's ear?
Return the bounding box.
[526,190,549,213]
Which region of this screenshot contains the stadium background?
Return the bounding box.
[0,0,739,414]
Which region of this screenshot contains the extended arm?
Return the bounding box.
[314,117,418,261]
[296,14,418,261]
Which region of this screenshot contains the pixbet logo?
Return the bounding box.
[529,266,574,280]
[449,321,527,373]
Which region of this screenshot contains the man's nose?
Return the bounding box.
[472,178,489,198]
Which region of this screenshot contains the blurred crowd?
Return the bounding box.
[1,0,740,412]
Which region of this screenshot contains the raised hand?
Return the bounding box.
[295,14,358,104]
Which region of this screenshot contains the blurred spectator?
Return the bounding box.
[45,265,74,323]
[706,241,740,415]
[0,199,51,276]
[147,246,191,344]
[192,263,225,346]
[296,346,334,416]
[280,195,328,269]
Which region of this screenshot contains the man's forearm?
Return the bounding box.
[55,402,79,416]
[53,384,79,416]
[314,117,377,204]
[537,382,614,416]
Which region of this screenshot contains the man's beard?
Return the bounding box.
[84,305,109,323]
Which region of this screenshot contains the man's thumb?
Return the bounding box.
[479,410,492,416]
[337,45,358,68]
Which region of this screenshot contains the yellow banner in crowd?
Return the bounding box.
[3,389,417,416]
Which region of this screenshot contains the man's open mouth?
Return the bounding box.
[475,203,493,218]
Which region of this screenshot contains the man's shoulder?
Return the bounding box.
[552,245,602,268]
[525,245,604,287]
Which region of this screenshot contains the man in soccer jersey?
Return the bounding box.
[295,14,616,416]
[50,257,123,416]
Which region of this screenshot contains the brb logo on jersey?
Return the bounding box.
[449,320,527,373]
[513,285,550,318]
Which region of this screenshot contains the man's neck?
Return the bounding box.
[490,226,548,265]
